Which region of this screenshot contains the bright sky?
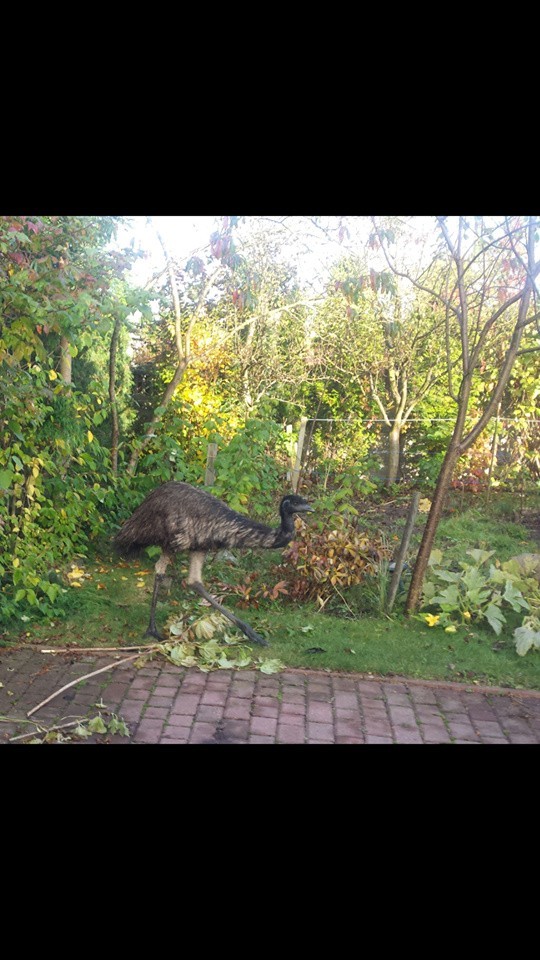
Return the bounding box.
[117,216,220,287]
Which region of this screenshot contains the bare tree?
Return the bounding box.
[373,216,540,612]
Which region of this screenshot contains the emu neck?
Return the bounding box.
[274,509,296,547]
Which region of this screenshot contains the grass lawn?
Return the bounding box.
[5,493,540,692]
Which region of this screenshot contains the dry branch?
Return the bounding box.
[26,650,159,718]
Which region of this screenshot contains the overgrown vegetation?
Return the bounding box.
[1,214,539,691]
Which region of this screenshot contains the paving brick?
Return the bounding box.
[280,700,306,716]
[221,719,249,740]
[100,682,130,703]
[123,687,149,701]
[437,695,467,712]
[365,735,394,743]
[307,701,333,723]
[229,682,255,698]
[448,721,481,741]
[144,706,170,720]
[363,718,393,737]
[250,716,278,736]
[130,676,156,690]
[473,720,505,738]
[307,721,334,741]
[392,728,424,743]
[388,706,418,728]
[172,693,202,715]
[335,736,364,744]
[385,691,412,707]
[332,678,358,691]
[200,690,229,706]
[409,686,439,705]
[419,726,451,743]
[224,699,251,720]
[252,695,279,708]
[277,724,305,743]
[252,703,280,719]
[189,722,218,743]
[335,706,361,719]
[196,704,225,722]
[278,710,304,726]
[333,692,359,709]
[134,721,166,742]
[468,704,499,722]
[249,735,276,743]
[336,718,363,738]
[119,701,146,722]
[149,695,174,709]
[155,672,183,686]
[357,680,386,699]
[415,704,444,722]
[281,691,306,704]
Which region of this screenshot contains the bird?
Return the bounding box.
[113,480,313,646]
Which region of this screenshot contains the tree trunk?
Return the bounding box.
[126,358,189,477]
[109,316,122,475]
[60,337,72,385]
[405,440,461,614]
[386,421,401,485]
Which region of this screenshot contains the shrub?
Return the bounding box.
[279,517,389,606]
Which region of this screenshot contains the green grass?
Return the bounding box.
[3,494,540,691]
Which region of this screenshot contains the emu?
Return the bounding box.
[114,481,312,647]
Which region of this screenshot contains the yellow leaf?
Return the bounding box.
[48,369,58,381]
[70,582,82,588]
[13,558,20,568]
[67,567,85,580]
[87,430,94,443]
[424,613,440,627]
[418,498,432,513]
[136,581,146,588]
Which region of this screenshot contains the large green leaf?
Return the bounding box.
[485,603,506,635]
[514,618,540,656]
[503,580,530,612]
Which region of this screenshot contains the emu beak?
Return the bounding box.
[298,504,313,512]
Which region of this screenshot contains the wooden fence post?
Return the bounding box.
[386,490,420,613]
[205,442,217,486]
[291,417,308,493]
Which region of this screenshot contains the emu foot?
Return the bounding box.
[144,626,165,642]
[243,626,269,647]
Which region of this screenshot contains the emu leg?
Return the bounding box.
[190,581,269,647]
[144,551,174,641]
[187,550,268,647]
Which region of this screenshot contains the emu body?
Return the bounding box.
[114,481,312,645]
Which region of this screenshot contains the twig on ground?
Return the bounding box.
[40,643,160,654]
[10,719,86,743]
[26,650,159,718]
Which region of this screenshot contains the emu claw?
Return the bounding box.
[144,627,165,642]
[245,629,269,647]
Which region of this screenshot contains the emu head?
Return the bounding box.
[279,494,313,518]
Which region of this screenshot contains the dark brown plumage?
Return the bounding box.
[114,481,312,645]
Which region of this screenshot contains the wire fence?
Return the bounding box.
[283,415,540,496]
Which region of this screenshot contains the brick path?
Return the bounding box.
[1,645,540,744]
